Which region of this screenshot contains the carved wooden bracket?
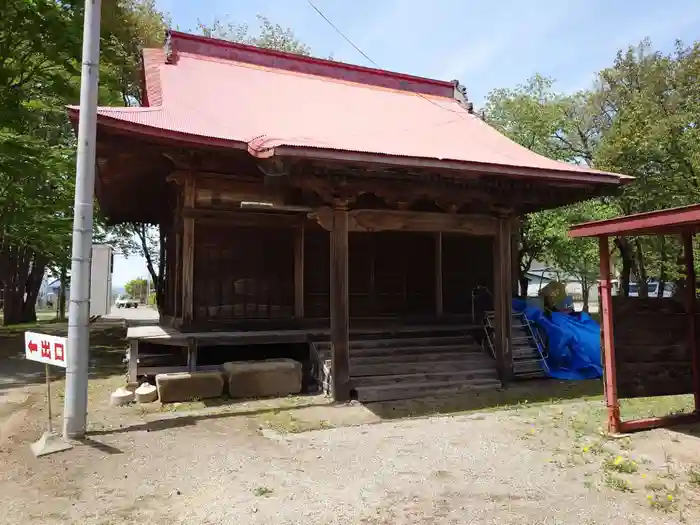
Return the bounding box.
[256,158,289,178]
[311,207,498,235]
[296,175,362,205]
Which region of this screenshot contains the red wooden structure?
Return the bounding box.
[570,204,700,433]
[69,31,630,402]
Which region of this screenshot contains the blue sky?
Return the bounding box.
[113,0,700,285]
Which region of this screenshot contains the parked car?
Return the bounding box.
[115,295,139,309]
[628,281,676,298]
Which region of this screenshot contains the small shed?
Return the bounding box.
[570,204,700,433]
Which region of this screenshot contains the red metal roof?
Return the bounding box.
[569,204,700,238]
[72,31,631,184]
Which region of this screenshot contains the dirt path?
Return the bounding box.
[1,320,698,524]
[1,387,698,525]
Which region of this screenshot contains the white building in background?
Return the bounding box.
[90,244,114,316]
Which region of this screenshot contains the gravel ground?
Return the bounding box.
[2,387,696,525]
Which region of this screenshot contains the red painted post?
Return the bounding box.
[598,236,620,434]
[682,232,700,413]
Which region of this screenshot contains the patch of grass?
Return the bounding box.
[259,411,333,434]
[620,394,694,421]
[604,473,633,492]
[645,479,667,492]
[579,440,607,458]
[647,492,678,513]
[367,379,603,420]
[687,466,700,487]
[603,455,638,474]
[253,486,274,497]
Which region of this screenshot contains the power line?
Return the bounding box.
[305,0,469,117]
[307,0,378,68]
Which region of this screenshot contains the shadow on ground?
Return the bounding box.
[672,422,700,439]
[88,396,326,436]
[364,379,604,420]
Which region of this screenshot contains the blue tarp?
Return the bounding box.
[512,298,603,380]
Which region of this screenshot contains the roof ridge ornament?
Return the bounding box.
[451,80,474,114]
[164,30,177,64]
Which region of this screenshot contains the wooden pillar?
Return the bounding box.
[492,215,513,386]
[128,340,138,383]
[598,235,620,434]
[330,201,351,401]
[174,230,181,318]
[511,231,520,296]
[682,232,700,412]
[182,175,195,325]
[294,220,305,318]
[435,232,443,317]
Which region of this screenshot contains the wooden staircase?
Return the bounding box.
[483,311,549,379]
[314,329,501,403]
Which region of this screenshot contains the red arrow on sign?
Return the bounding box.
[27,340,38,353]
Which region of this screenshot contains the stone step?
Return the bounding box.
[355,378,501,403]
[352,369,498,387]
[351,359,495,377]
[313,335,475,351]
[350,351,485,366]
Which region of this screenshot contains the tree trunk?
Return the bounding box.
[518,274,529,298]
[137,223,166,312]
[581,277,590,312]
[22,254,46,322]
[615,237,634,296]
[657,237,667,299]
[58,265,67,321]
[634,238,648,297]
[156,226,166,312]
[1,245,45,325]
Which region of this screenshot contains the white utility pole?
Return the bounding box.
[63,0,102,440]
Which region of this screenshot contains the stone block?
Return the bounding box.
[226,359,302,399]
[135,382,158,403]
[110,387,135,406]
[155,372,224,403]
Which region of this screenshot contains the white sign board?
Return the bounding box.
[24,332,68,368]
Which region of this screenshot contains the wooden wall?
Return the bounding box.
[192,223,294,321]
[612,297,693,398]
[182,220,496,323]
[304,230,436,318]
[443,234,494,315]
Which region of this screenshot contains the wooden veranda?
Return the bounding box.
[570,204,700,433]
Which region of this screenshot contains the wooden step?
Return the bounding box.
[513,350,540,360]
[513,360,543,375]
[352,359,495,377]
[352,369,498,387]
[350,344,484,358]
[314,335,475,351]
[350,351,485,366]
[355,378,501,403]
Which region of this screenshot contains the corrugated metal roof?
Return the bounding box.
[569,204,700,237]
[74,32,631,183]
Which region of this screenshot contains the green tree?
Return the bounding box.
[0,0,170,324]
[595,39,700,295]
[484,74,573,296]
[124,277,148,301]
[543,200,617,311]
[195,14,311,56]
